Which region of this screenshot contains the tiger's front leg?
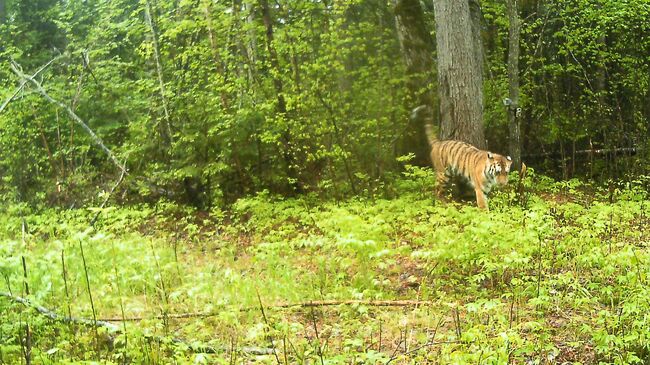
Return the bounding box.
[474,187,489,210]
[435,171,449,199]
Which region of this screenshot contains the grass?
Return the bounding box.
[1,169,650,364]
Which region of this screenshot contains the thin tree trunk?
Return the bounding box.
[260,0,301,193]
[202,1,229,109]
[393,0,436,166]
[507,0,522,171]
[144,0,173,146]
[433,0,485,148]
[0,0,6,24]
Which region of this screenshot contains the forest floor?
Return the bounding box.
[1,171,650,364]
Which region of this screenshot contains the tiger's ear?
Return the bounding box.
[506,156,512,161]
[487,152,494,159]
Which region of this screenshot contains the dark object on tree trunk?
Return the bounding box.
[506,0,522,171]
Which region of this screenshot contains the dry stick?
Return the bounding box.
[282,336,289,365]
[9,61,126,174]
[21,257,31,365]
[79,240,100,359]
[97,299,436,322]
[256,292,282,365]
[309,306,325,365]
[61,250,72,319]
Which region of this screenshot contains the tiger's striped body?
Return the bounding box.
[424,124,512,210]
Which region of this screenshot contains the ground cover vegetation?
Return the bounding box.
[1,0,650,363]
[1,170,650,363]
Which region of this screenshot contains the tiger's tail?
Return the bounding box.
[424,123,438,146]
[411,105,438,146]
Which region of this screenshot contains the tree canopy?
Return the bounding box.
[0,0,648,208]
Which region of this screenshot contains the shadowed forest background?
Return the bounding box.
[0,0,648,209]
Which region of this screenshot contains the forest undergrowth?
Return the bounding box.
[1,168,650,364]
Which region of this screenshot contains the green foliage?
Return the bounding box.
[1,173,650,363]
[1,0,646,207]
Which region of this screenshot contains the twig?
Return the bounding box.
[309,306,325,365]
[9,60,127,174]
[21,257,32,365]
[79,240,100,358]
[257,291,281,364]
[61,250,72,319]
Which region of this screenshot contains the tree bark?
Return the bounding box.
[433,0,485,149]
[393,0,435,166]
[507,0,522,170]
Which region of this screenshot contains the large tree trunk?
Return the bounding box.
[433,0,485,149]
[507,0,522,170]
[393,0,435,166]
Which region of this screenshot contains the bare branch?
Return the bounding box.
[9,60,127,174]
[0,55,63,114]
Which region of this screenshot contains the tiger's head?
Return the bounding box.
[486,152,513,186]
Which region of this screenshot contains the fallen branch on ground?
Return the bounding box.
[0,291,272,355]
[97,299,436,322]
[0,291,119,331]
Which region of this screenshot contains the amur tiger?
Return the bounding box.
[415,106,513,210]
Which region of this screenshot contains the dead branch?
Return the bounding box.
[0,291,120,331]
[0,291,272,355]
[9,60,127,174]
[0,55,63,114]
[97,299,435,322]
